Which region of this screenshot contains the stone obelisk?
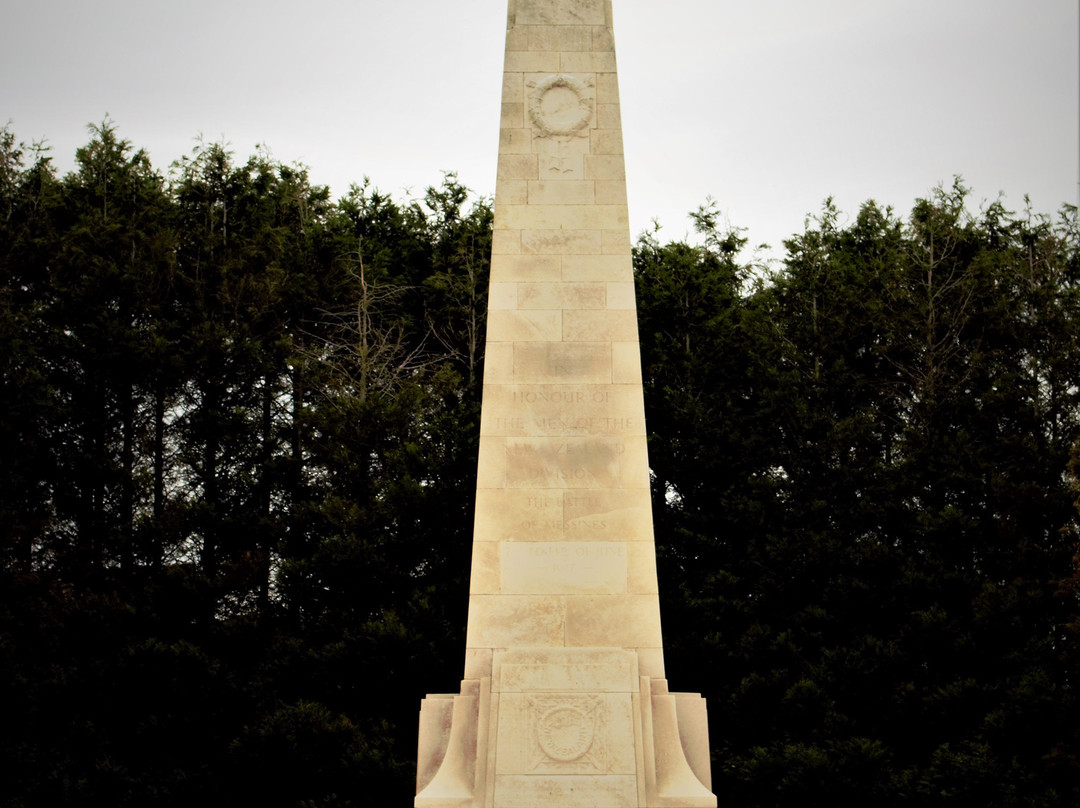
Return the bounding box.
[416,2,716,806]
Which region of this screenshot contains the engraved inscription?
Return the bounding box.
[503,440,626,487]
[565,494,603,507]
[513,390,611,404]
[505,442,625,457]
[526,543,624,565]
[519,493,560,532]
[532,417,634,434]
[501,543,628,594]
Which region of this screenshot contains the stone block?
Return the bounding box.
[521,229,603,255]
[512,342,611,384]
[505,25,529,53]
[476,439,507,489]
[469,541,501,594]
[636,648,667,679]
[497,153,539,180]
[464,647,494,679]
[478,400,530,438]
[495,177,528,204]
[494,204,560,230]
[504,50,561,73]
[592,25,615,52]
[528,24,591,52]
[490,254,562,282]
[563,490,654,541]
[561,51,618,72]
[493,775,637,808]
[465,594,567,648]
[565,595,663,648]
[594,179,627,204]
[518,281,606,310]
[498,203,625,231]
[499,128,533,154]
[627,542,659,594]
[480,434,649,492]
[487,309,562,341]
[597,102,621,130]
[480,384,644,437]
[500,541,628,594]
[492,648,640,692]
[483,342,515,384]
[596,72,620,104]
[602,228,632,254]
[606,282,637,310]
[473,489,565,542]
[567,204,628,230]
[491,228,521,254]
[502,72,524,102]
[611,341,643,384]
[488,282,518,310]
[563,309,639,342]
[515,0,606,26]
[591,129,624,155]
[499,436,632,490]
[501,102,524,129]
[527,180,596,206]
[561,254,632,282]
[614,435,652,489]
[584,154,626,180]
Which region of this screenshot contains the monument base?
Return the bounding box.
[416,649,715,808]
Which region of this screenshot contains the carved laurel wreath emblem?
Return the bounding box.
[529,695,604,770]
[537,704,594,761]
[527,74,595,138]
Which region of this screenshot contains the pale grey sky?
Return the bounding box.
[3,0,1077,258]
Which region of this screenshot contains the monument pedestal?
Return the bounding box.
[416,3,716,806]
[418,649,713,808]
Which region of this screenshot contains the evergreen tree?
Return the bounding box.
[1,119,1076,806]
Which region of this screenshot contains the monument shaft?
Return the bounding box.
[416,2,716,806]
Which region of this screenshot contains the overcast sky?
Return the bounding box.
[3,0,1077,259]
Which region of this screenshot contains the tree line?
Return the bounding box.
[1,121,1078,806]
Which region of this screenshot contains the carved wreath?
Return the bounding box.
[537,704,594,761]
[527,74,595,138]
[528,695,605,771]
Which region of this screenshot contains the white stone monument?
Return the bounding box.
[415,2,717,806]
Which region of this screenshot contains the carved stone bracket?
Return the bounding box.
[416,678,491,808]
[639,677,717,808]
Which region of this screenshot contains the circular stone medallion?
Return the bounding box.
[528,75,593,137]
[537,705,593,761]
